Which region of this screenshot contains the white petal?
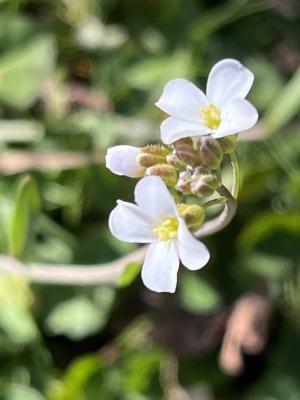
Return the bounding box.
[160,117,211,144]
[105,145,145,178]
[206,59,254,108]
[141,241,179,293]
[155,79,208,121]
[212,98,258,139]
[177,218,210,270]
[109,200,155,243]
[134,176,178,220]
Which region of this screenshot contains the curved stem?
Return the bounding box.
[230,151,240,200]
[0,246,148,286]
[202,197,227,209]
[194,153,239,238]
[194,185,237,238]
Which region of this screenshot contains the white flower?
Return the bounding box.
[155,58,258,144]
[105,145,145,178]
[109,176,210,293]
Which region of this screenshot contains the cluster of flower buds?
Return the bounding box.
[107,134,237,204]
[106,59,258,293]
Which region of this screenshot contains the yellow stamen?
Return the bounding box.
[153,217,179,241]
[201,104,221,129]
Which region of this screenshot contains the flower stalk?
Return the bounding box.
[230,151,240,200]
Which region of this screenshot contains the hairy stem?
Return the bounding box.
[230,151,240,200]
[202,197,227,209]
[194,152,239,237]
[194,185,237,238]
[0,246,148,285]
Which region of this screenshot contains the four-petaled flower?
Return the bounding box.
[155,58,258,144]
[109,176,210,293]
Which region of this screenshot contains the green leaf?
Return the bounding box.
[264,65,300,135]
[0,120,44,143]
[237,212,300,251]
[48,354,101,400]
[123,349,163,393]
[247,57,284,111]
[0,274,38,345]
[46,289,115,340]
[0,36,56,109]
[243,251,291,280]
[190,0,271,43]
[180,272,222,313]
[9,175,40,257]
[117,262,141,288]
[125,51,192,92]
[0,384,45,400]
[46,296,101,340]
[0,12,36,50]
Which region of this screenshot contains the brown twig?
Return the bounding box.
[219,293,271,376]
[0,151,104,175]
[0,246,147,285]
[68,82,113,112]
[160,355,191,400]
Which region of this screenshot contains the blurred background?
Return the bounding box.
[0,0,300,398]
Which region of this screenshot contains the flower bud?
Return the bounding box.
[197,136,223,170]
[177,203,205,232]
[174,142,200,167]
[166,152,186,170]
[191,166,220,197]
[145,163,178,187]
[141,144,169,157]
[106,145,145,178]
[175,169,193,194]
[173,137,194,147]
[217,134,237,154]
[137,145,169,167]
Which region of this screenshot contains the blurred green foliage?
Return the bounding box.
[0,0,300,398]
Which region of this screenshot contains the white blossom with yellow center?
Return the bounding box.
[155,58,258,144]
[109,176,210,293]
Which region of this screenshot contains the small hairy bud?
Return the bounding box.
[137,153,165,168]
[197,136,223,170]
[217,134,237,154]
[140,144,169,157]
[191,166,220,197]
[173,137,194,147]
[175,169,193,194]
[138,145,169,167]
[145,163,178,187]
[166,152,186,170]
[174,142,200,167]
[177,203,205,232]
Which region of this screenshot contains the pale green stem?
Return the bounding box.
[230,151,240,200]
[202,197,227,209]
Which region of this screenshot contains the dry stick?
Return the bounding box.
[0,185,236,285]
[219,293,271,376]
[0,151,104,175]
[0,246,148,285]
[68,82,113,112]
[160,355,191,400]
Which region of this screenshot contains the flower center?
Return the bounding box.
[200,104,221,129]
[153,217,179,241]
